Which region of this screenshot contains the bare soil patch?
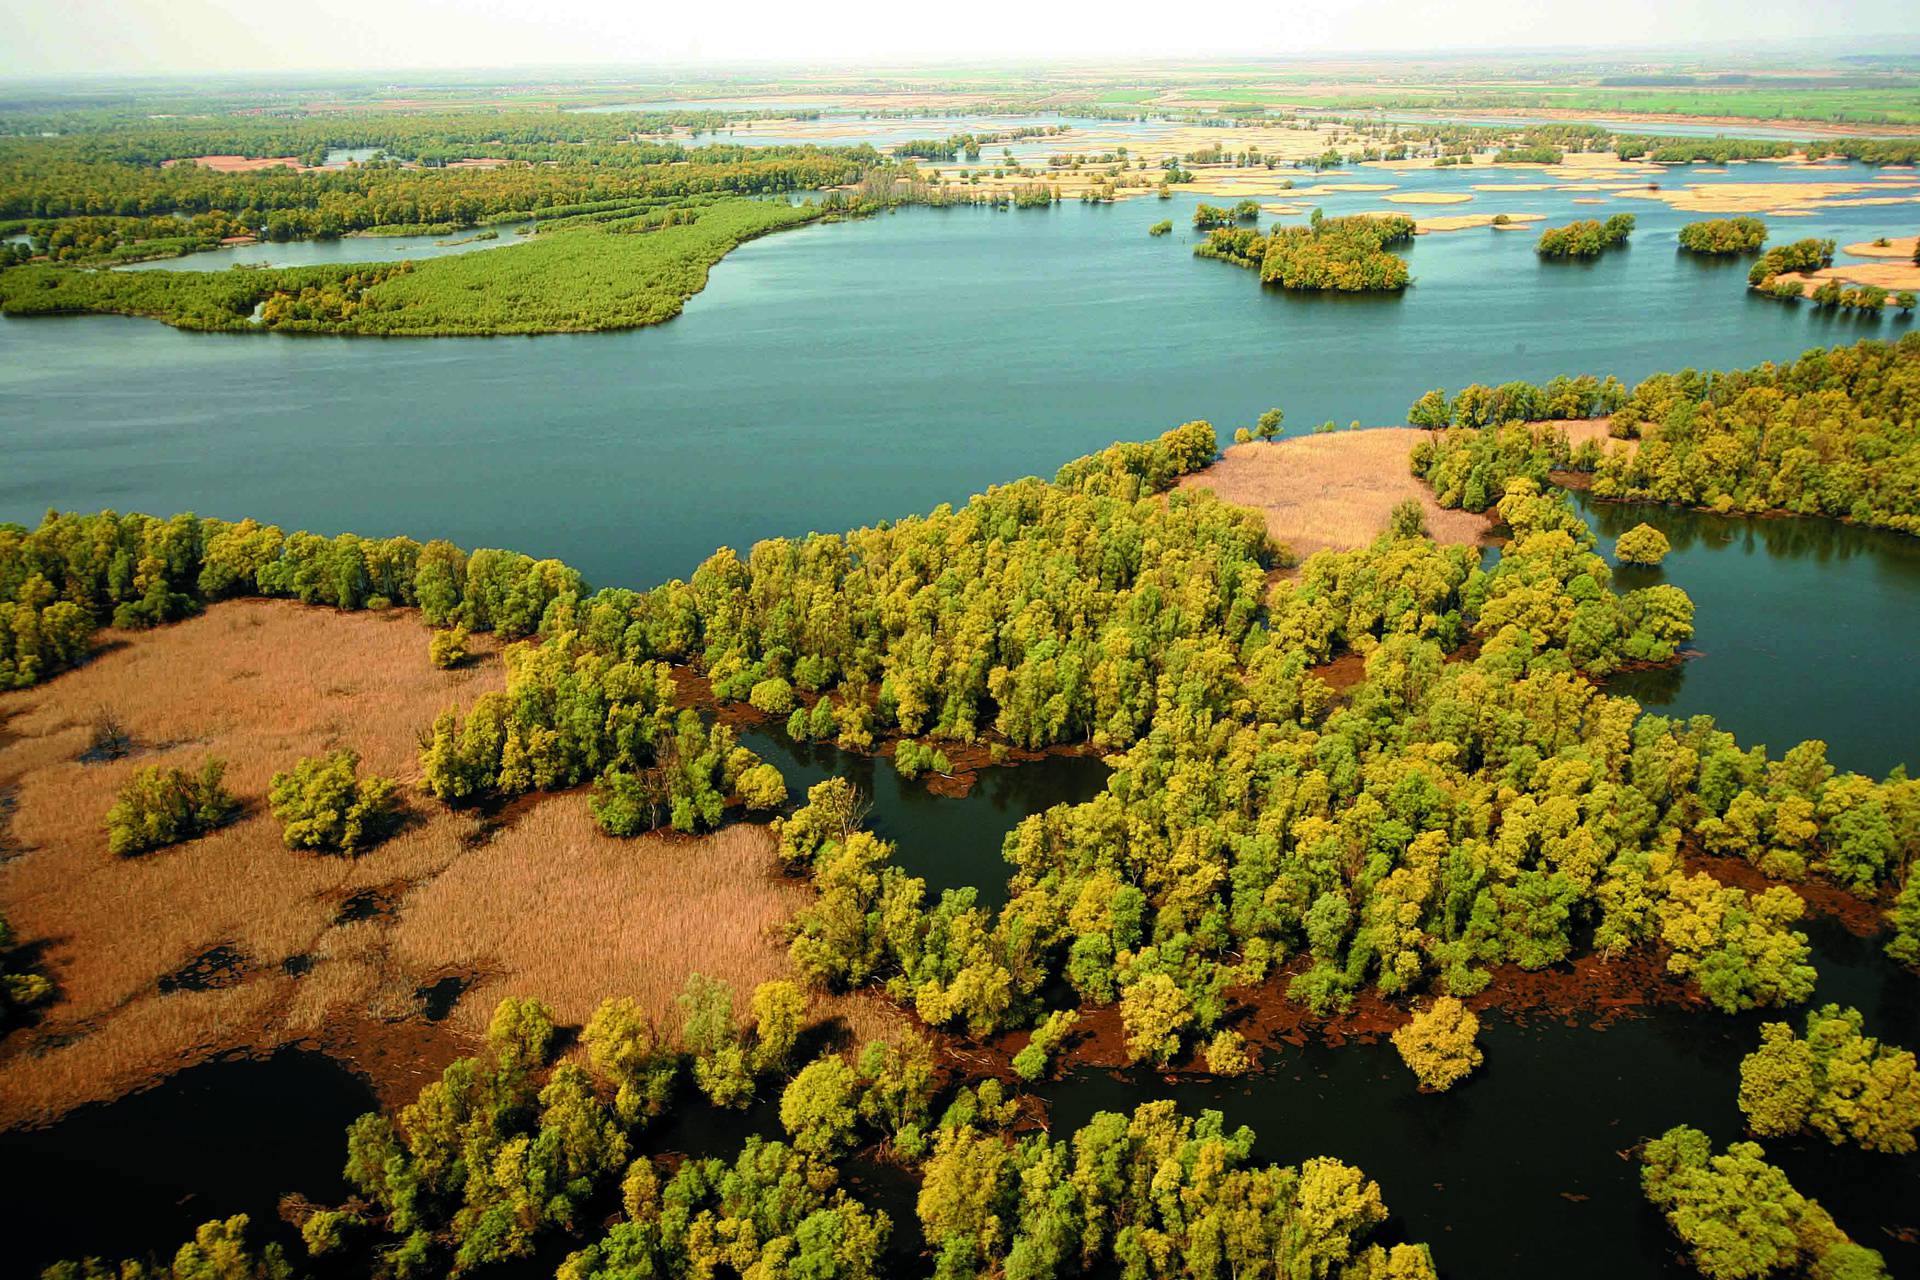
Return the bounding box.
[1842,236,1920,261]
[1178,431,1493,560]
[1772,262,1920,296]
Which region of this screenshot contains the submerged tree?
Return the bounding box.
[1739,1005,1920,1154]
[1392,997,1484,1091]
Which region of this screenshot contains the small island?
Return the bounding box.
[1678,216,1768,255]
[1537,213,1636,259]
[1197,211,1415,291]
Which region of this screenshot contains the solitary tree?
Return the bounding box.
[1392,998,1483,1090]
[1615,523,1671,566]
[1256,407,1285,442]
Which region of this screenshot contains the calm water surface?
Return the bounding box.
[7,914,1913,1278]
[4,160,1913,590]
[1585,497,1920,777]
[115,220,535,271]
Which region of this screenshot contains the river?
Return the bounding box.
[4,148,1920,1278]
[4,160,1913,593]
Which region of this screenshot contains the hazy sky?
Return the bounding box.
[1,0,1914,77]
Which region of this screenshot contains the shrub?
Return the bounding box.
[1,912,53,1022]
[893,739,953,780]
[748,676,795,716]
[1615,523,1671,566]
[1012,1009,1080,1081]
[1536,214,1635,259]
[1204,1029,1253,1076]
[268,749,400,854]
[105,757,239,856]
[1748,238,1835,287]
[736,762,789,810]
[428,623,469,669]
[1392,997,1483,1090]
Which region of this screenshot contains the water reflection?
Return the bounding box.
[0,1048,372,1276]
[742,725,1109,908]
[1582,495,1920,776]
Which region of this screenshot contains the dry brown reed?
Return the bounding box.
[1181,429,1494,560]
[0,600,896,1127]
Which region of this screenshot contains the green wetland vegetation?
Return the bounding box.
[6,336,1920,1279]
[0,198,829,335]
[6,68,1920,1280]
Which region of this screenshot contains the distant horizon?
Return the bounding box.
[3,0,1918,80]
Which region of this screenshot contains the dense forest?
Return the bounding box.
[0,198,840,334]
[1409,334,1920,536]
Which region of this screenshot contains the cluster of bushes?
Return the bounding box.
[103,749,402,859]
[1677,216,1767,255]
[126,977,1434,1280]
[1536,213,1635,259]
[1738,1004,1920,1153]
[1411,420,1599,511]
[1409,336,1920,539]
[43,1215,291,1280]
[1272,478,1695,675]
[1191,199,1258,229]
[300,987,811,1273]
[893,739,953,779]
[268,750,400,855]
[1747,236,1835,287]
[1641,1126,1890,1280]
[104,758,240,857]
[1196,212,1416,292]
[1803,279,1917,315]
[421,631,782,834]
[578,420,1263,758]
[0,590,91,689]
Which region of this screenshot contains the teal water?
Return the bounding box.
[116,220,535,271]
[4,161,1912,591]
[6,151,1920,1280]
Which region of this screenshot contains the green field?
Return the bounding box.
[1187,83,1920,126]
